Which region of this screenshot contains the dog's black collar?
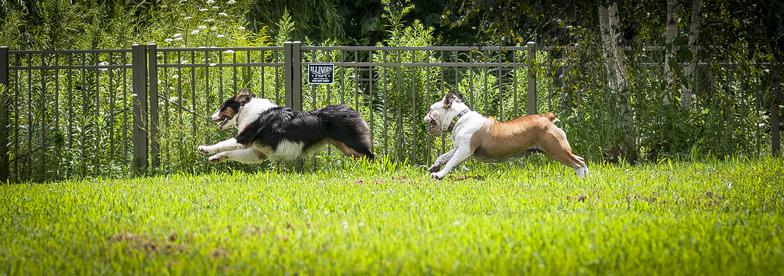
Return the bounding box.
[447,109,471,132]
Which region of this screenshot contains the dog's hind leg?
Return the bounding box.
[198,138,246,155]
[540,130,588,178]
[331,139,374,160]
[208,148,266,164]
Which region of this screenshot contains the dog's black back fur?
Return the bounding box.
[235,104,374,159]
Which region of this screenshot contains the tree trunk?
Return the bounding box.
[682,0,703,109]
[664,0,678,104]
[599,2,638,163]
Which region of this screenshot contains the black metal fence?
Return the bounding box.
[0,43,780,182]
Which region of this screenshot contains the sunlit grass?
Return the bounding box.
[1,158,782,274]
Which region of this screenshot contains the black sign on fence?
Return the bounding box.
[308,63,334,84]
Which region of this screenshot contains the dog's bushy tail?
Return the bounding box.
[315,105,375,160]
[543,112,559,123]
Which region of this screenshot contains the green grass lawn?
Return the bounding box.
[1,158,783,274]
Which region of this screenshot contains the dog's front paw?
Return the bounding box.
[430,172,445,180]
[198,145,214,155]
[428,165,440,173]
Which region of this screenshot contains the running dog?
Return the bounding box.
[198,89,374,163]
[424,93,588,179]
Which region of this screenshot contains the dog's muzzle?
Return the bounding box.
[425,114,442,135]
[208,115,231,129]
[217,118,230,129]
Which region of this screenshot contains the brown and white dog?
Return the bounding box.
[424,93,588,179]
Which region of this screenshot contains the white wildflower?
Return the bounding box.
[191,29,200,35]
[341,221,349,231]
[174,37,183,41]
[169,96,180,103]
[227,0,236,4]
[184,16,192,20]
[198,25,207,30]
[206,0,215,4]
[164,38,173,43]
[173,33,183,38]
[218,12,228,17]
[223,49,235,54]
[216,34,225,38]
[210,26,217,31]
[237,26,245,30]
[199,8,208,12]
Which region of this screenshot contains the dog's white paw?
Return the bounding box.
[198,145,215,155]
[428,165,440,173]
[431,172,445,180]
[208,154,227,163]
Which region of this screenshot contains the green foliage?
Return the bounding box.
[1,158,783,274]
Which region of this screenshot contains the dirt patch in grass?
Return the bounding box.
[211,248,228,258]
[624,192,668,204]
[452,175,486,181]
[566,194,588,202]
[109,232,186,255]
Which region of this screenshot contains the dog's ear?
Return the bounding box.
[443,92,463,109]
[236,88,253,105]
[455,92,465,102]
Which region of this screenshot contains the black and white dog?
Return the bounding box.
[198,89,374,163]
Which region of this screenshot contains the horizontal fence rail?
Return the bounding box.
[0,43,780,182]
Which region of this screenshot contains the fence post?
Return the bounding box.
[148,43,160,170]
[283,41,304,171]
[284,41,303,111]
[0,46,9,182]
[527,41,537,115]
[131,44,148,174]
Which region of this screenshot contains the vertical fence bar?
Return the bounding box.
[132,44,148,174]
[284,41,303,111]
[92,52,99,175]
[26,54,32,177]
[40,52,48,180]
[0,46,9,181]
[205,49,211,145]
[293,42,303,170]
[284,42,293,109]
[108,52,115,164]
[148,44,160,170]
[66,54,73,177]
[527,41,537,115]
[772,64,781,156]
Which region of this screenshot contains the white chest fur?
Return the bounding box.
[450,113,487,142]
